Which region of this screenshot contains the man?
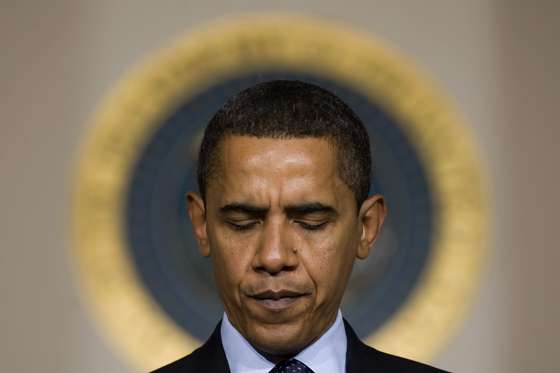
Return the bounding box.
[153,80,447,372]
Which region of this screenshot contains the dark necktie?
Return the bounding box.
[269,358,315,373]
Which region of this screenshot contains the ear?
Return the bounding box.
[186,192,210,257]
[356,194,387,259]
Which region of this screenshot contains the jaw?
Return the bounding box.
[242,316,316,358]
[231,300,340,359]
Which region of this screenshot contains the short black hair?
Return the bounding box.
[197,80,372,208]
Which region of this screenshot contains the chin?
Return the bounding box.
[246,320,311,357]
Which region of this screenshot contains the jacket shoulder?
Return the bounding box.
[150,346,205,373]
[151,323,229,373]
[344,319,450,373]
[362,346,450,373]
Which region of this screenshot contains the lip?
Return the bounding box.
[248,289,310,311]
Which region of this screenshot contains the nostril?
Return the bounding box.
[254,261,297,276]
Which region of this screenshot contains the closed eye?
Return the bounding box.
[226,220,259,231]
[296,221,329,231]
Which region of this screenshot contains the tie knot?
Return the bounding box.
[269,358,314,373]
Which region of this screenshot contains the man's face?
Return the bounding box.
[187,136,385,358]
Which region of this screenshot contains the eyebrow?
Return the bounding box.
[218,202,338,218]
[219,203,268,218]
[284,202,338,217]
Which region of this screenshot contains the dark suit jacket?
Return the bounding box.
[152,319,449,372]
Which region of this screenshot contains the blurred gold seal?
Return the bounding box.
[71,14,488,371]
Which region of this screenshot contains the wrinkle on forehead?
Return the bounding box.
[207,136,349,209]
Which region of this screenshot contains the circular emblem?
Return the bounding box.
[71,15,488,371]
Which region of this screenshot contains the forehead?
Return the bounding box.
[209,136,347,204]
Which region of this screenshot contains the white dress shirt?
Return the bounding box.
[220,310,347,373]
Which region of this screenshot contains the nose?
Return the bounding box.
[252,217,297,275]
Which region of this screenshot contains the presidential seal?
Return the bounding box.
[71,14,488,371]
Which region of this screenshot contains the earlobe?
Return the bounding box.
[357,194,387,259]
[186,192,211,257]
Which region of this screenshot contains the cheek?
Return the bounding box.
[299,227,357,292]
[208,226,255,292]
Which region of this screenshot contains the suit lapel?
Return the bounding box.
[344,318,379,372]
[190,321,231,373]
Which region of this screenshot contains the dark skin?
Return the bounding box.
[187,136,386,362]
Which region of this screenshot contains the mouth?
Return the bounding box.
[248,289,310,311]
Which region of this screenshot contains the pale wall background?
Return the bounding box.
[1,1,559,372]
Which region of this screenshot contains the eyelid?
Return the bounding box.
[225,219,259,231]
[295,220,329,231]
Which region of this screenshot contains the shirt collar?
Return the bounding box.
[220,310,347,373]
